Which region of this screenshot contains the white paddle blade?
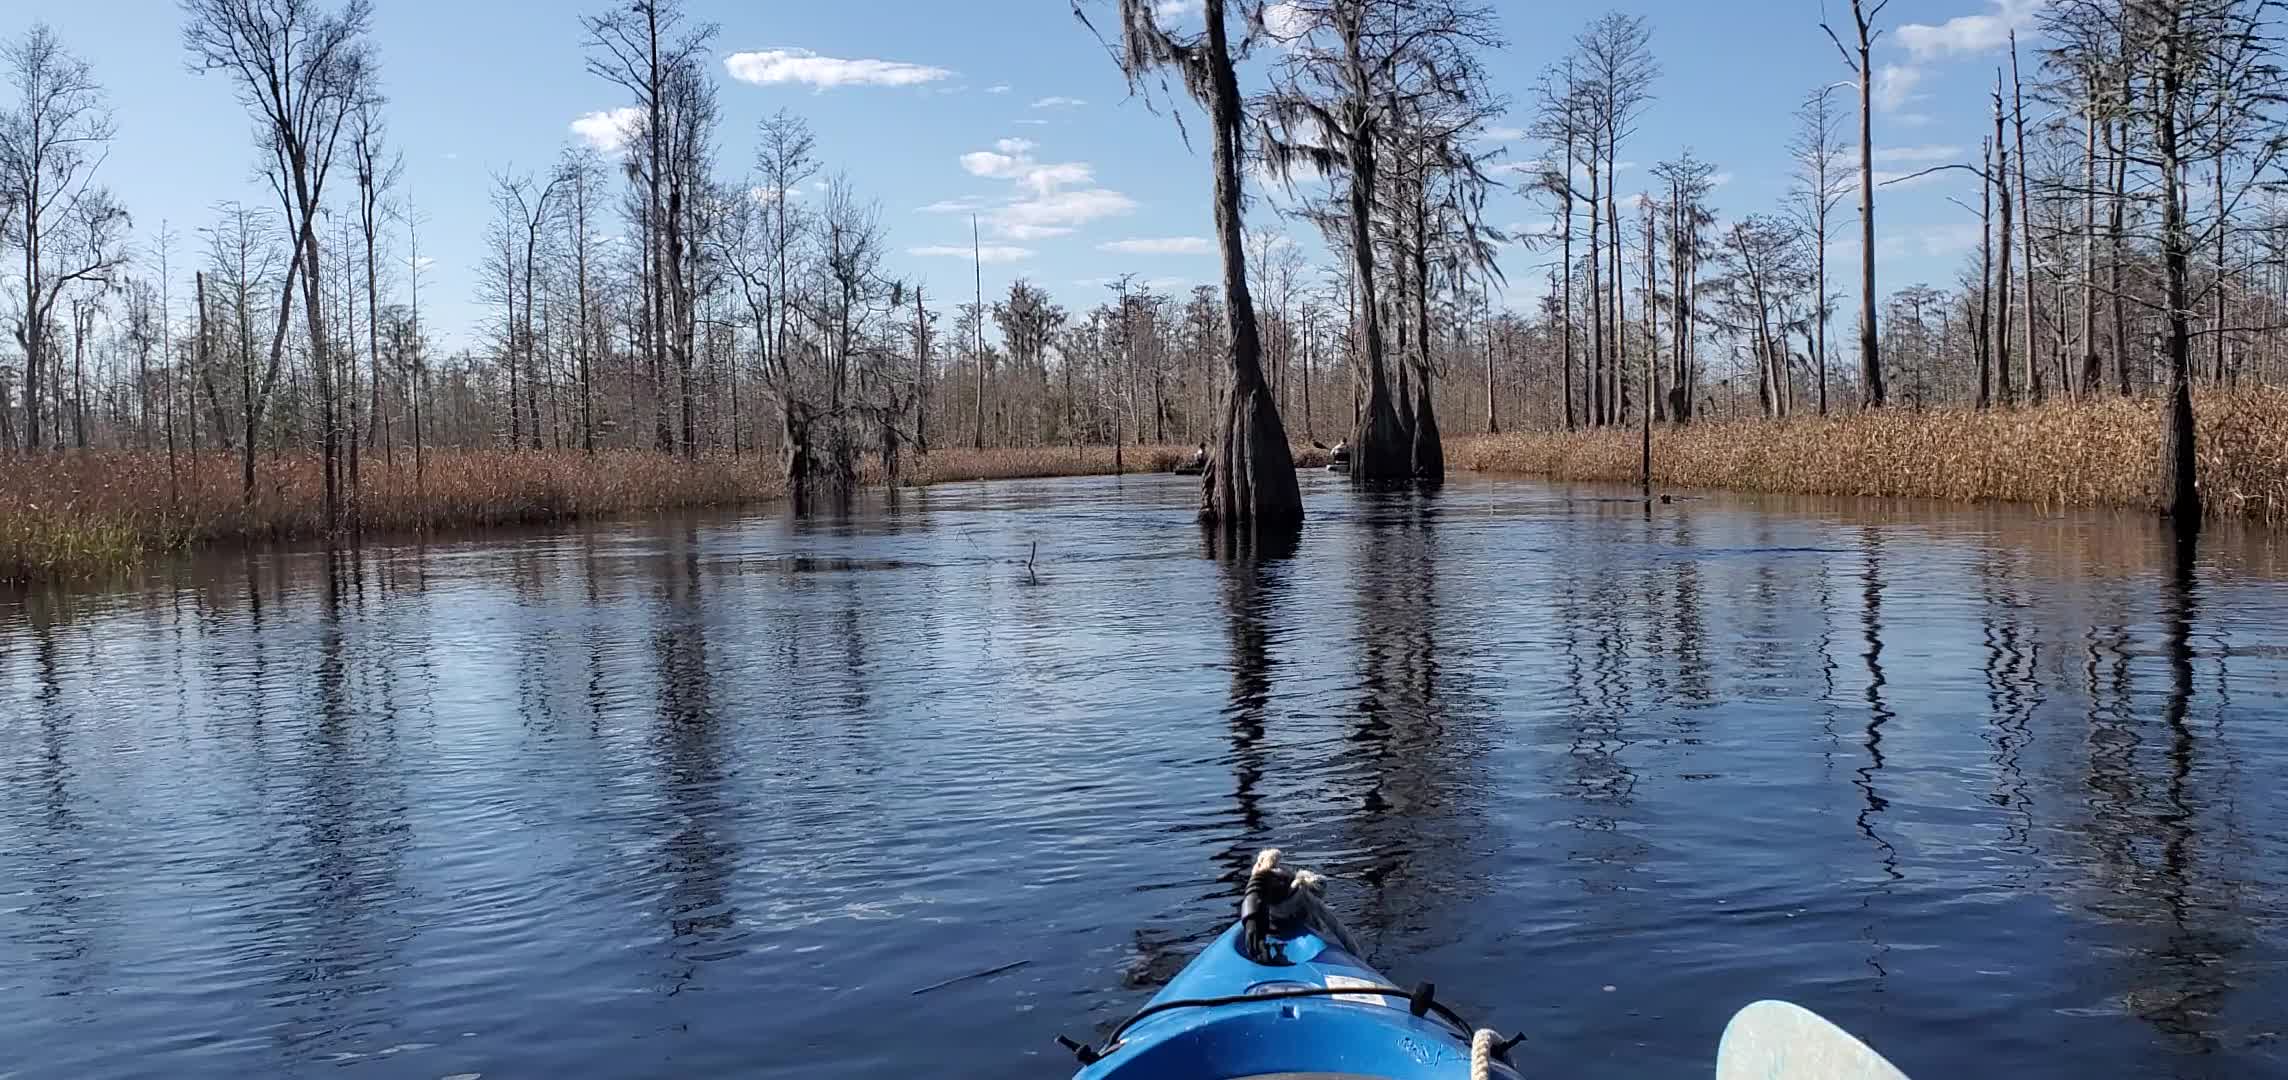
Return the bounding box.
[1715,1000,1909,1080]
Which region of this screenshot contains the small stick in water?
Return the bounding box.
[1026,541,1040,585]
[910,959,1033,996]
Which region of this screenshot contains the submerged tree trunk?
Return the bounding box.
[1408,192,1442,484]
[1481,280,1497,436]
[1198,0,1301,528]
[1345,171,1405,479]
[2155,35,2200,533]
[2079,78,2102,397]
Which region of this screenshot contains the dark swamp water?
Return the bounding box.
[3,471,2286,1078]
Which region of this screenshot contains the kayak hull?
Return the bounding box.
[1075,922,1517,1080]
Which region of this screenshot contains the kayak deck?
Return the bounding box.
[1073,922,1519,1080]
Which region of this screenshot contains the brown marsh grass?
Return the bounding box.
[1451,388,2288,523]
[0,442,1244,582]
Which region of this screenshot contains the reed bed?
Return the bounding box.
[0,442,1259,582]
[0,450,788,582]
[1451,388,2288,522]
[906,444,1192,483]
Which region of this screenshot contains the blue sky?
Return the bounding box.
[25,0,2038,352]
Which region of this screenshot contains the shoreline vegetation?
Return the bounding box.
[0,444,1215,583]
[1452,389,2288,524]
[8,391,2286,584]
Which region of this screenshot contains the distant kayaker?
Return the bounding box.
[1188,443,1209,469]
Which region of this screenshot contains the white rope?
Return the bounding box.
[1470,1027,1497,1080]
[1253,848,1282,875]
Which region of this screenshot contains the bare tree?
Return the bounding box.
[752,108,816,451]
[1578,13,1655,427]
[2010,31,2042,404]
[1,22,129,453]
[1790,84,1850,416]
[560,146,605,454]
[183,0,374,528]
[351,90,397,468]
[1531,60,1588,430]
[203,201,282,495]
[1651,152,1716,422]
[1821,0,1890,407]
[1977,136,1995,408]
[582,0,716,454]
[1993,73,2016,406]
[492,168,568,450]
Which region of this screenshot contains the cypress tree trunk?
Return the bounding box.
[1198,0,1301,528]
[2155,31,2201,533]
[1409,191,1442,484]
[1345,147,1407,483]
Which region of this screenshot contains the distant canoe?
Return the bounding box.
[1172,462,1205,476]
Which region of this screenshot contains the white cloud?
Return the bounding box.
[1897,0,2042,59]
[998,188,1135,236]
[1873,144,1963,164]
[948,139,1137,239]
[1153,0,1203,17]
[912,244,1033,263]
[918,196,992,214]
[723,48,952,89]
[751,184,804,205]
[1015,118,1051,126]
[1264,1,1313,40]
[570,106,642,153]
[1099,236,1212,255]
[986,84,1012,94]
[1709,171,1735,188]
[1030,95,1087,109]
[1875,64,1924,112]
[1895,112,1936,129]
[960,151,1022,178]
[1482,125,1526,141]
[960,150,1094,195]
